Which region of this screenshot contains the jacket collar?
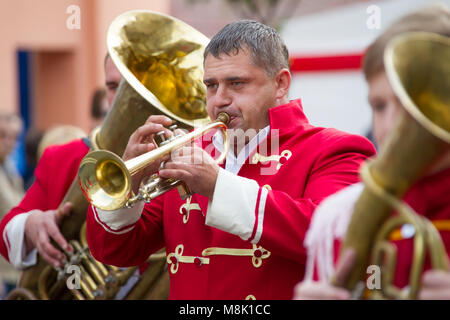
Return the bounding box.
[268,99,310,132]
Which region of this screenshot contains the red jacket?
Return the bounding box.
[87,99,376,300]
[308,167,450,291]
[392,166,450,288]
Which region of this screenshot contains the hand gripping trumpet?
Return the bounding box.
[78,112,230,211]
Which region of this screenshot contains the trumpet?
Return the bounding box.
[78,112,230,211]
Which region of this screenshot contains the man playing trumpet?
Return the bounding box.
[86,20,375,299]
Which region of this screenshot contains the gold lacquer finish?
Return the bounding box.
[105,9,210,132]
[334,32,450,299]
[78,112,230,211]
[10,10,211,300]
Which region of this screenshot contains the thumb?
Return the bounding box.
[56,202,72,224]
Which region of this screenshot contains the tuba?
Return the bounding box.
[8,10,211,300]
[334,32,450,299]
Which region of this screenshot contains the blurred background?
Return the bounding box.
[0,0,447,185]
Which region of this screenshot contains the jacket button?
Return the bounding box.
[194,257,202,267]
[253,248,263,258]
[279,156,287,164]
[170,256,178,264]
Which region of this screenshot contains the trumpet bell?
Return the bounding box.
[79,150,132,211]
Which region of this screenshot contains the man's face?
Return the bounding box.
[203,49,280,133]
[368,71,403,148]
[104,56,122,107]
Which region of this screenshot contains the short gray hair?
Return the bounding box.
[204,20,290,77]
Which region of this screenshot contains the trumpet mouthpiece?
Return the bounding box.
[216,112,230,125]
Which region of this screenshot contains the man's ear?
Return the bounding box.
[274,68,291,100]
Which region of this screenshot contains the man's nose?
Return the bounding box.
[212,85,232,109]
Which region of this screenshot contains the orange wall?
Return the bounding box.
[0,0,170,133]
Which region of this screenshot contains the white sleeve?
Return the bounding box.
[92,201,145,235]
[3,212,38,269]
[205,168,268,243]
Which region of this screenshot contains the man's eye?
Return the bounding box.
[231,81,243,87]
[206,83,218,89]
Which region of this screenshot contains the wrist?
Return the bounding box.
[206,165,220,199]
[23,214,36,254]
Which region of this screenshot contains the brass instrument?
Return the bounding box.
[334,32,450,299]
[8,10,211,300]
[78,113,230,211]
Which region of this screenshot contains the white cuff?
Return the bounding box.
[92,201,144,235]
[205,168,268,243]
[3,212,38,269]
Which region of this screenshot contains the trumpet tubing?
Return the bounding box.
[78,113,230,211]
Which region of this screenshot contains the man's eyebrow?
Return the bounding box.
[225,76,247,82]
[204,76,248,83]
[203,78,216,84]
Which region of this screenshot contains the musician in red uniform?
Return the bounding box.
[0,54,121,269]
[86,20,376,300]
[294,4,450,300]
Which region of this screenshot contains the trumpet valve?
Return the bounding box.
[155,130,168,146]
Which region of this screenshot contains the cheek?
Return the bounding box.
[106,90,116,106]
[373,114,398,147]
[372,115,386,139]
[206,102,215,119]
[384,105,402,132]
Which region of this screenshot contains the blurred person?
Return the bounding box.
[0,113,24,215]
[0,112,24,298]
[86,20,376,299]
[104,53,121,107]
[294,3,450,300]
[0,53,121,283]
[37,125,86,160]
[15,124,86,210]
[90,88,109,131]
[23,127,44,190]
